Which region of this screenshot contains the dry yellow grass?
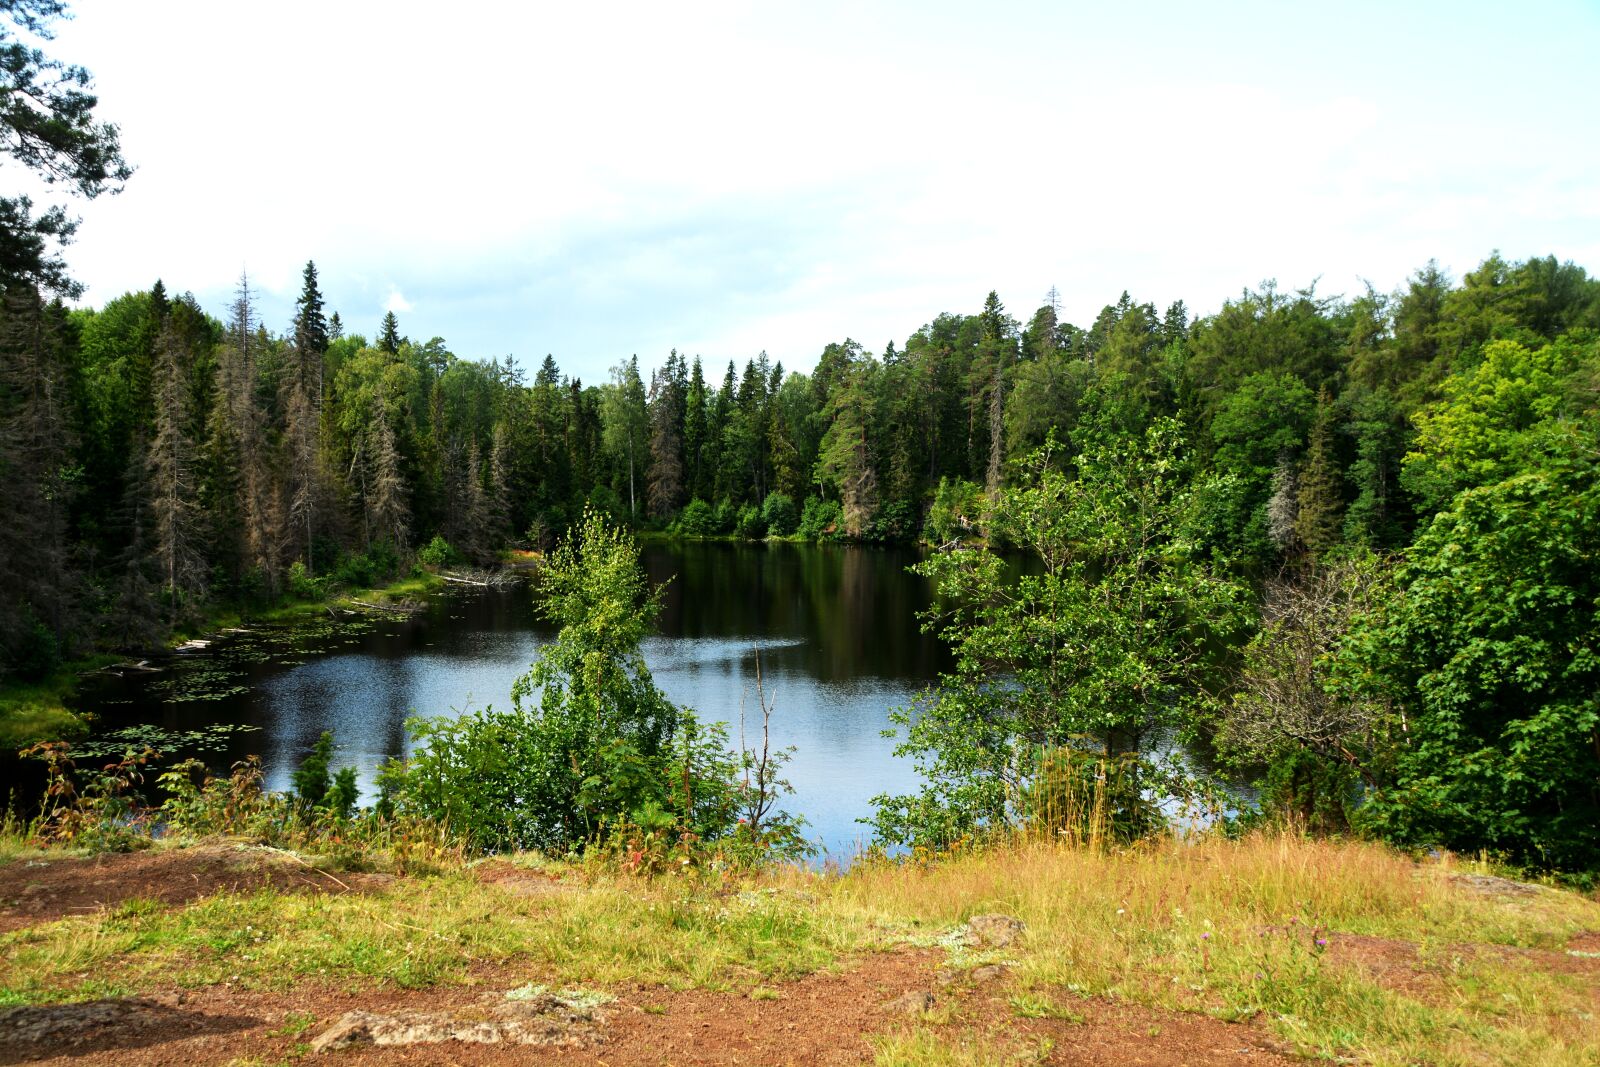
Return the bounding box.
[3,832,1597,1066]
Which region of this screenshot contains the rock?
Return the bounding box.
[0,1000,167,1047]
[310,993,609,1053]
[965,913,1026,949]
[1449,873,1543,898]
[969,964,1010,983]
[883,990,936,1016]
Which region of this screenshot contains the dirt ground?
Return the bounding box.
[1,848,1594,1066]
[0,845,392,933]
[0,952,1303,1066]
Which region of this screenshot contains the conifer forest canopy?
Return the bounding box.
[1,1,1597,872]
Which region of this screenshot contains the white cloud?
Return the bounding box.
[45,0,1600,379]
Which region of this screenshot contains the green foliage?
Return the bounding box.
[760,492,798,536]
[734,502,765,539]
[675,497,716,536]
[286,560,325,601]
[417,535,460,568]
[923,477,985,545]
[388,510,755,854]
[797,496,841,540]
[0,2,133,297]
[290,730,334,809]
[872,421,1249,848]
[1400,336,1596,514]
[1341,431,1600,869]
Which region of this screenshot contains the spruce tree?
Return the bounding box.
[369,409,409,551]
[646,367,685,518]
[378,310,401,354]
[0,286,81,673]
[1295,389,1346,560]
[149,321,205,614]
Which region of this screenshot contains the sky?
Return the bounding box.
[38,0,1600,381]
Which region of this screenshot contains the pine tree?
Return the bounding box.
[378,310,401,354]
[487,422,511,545]
[1295,390,1346,560]
[646,367,685,518]
[368,408,409,552]
[683,356,708,500]
[0,286,81,673]
[149,321,205,614]
[815,357,878,536]
[108,435,162,648]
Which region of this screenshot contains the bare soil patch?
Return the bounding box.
[0,951,1306,1066]
[0,845,390,932]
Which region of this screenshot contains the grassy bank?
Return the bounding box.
[0,570,445,751]
[2,832,1596,1065]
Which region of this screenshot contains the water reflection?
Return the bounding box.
[78,541,948,859]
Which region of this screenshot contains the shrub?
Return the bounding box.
[676,498,716,536]
[290,730,335,809]
[924,477,985,544]
[734,503,765,539]
[867,499,915,543]
[417,535,460,568]
[288,560,327,601]
[797,496,842,540]
[761,492,798,537]
[388,509,754,854]
[712,498,738,535]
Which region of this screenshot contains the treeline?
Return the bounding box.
[2,253,1598,684]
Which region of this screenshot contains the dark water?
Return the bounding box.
[72,542,949,859]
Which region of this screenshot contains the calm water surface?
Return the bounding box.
[76,542,949,859]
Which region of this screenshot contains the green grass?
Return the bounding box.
[1,832,1596,1067]
[874,1028,1055,1066]
[0,655,118,749]
[817,835,1600,1067]
[0,862,874,1004]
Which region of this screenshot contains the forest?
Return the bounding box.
[1,248,1597,869]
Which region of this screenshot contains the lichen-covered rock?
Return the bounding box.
[968,963,1011,983]
[883,990,936,1016]
[964,913,1026,948]
[310,989,609,1053]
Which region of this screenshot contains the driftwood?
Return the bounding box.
[98,659,164,676]
[438,569,522,588]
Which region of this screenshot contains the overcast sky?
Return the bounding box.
[47,0,1600,381]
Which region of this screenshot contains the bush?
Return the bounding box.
[388,509,761,854]
[7,608,60,681]
[734,503,765,539]
[867,499,915,543]
[418,535,461,568]
[797,496,842,540]
[924,477,985,544]
[712,499,738,535]
[291,730,335,809]
[675,498,716,537]
[761,492,798,537]
[288,560,327,601]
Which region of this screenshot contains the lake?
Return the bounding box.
[73,541,950,860]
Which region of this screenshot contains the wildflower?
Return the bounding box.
[1201,932,1211,940]
[1315,938,1328,947]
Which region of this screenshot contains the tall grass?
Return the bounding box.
[818,832,1600,1065]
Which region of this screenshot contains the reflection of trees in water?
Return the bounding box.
[645,541,946,682]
